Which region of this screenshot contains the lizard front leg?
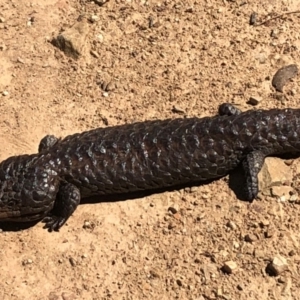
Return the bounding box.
[38,135,60,152]
[42,182,81,232]
[218,103,242,116]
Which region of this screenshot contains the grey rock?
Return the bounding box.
[258,158,292,197]
[51,18,90,59]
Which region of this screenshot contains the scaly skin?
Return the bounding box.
[0,103,300,231]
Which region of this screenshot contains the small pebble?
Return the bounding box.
[190,186,198,193]
[271,186,293,200]
[89,15,100,23]
[168,206,178,214]
[0,43,6,51]
[216,288,223,297]
[270,29,279,38]
[278,277,286,284]
[188,285,194,291]
[83,220,92,229]
[260,219,270,227]
[247,96,261,106]
[226,220,237,230]
[264,226,276,238]
[97,33,104,43]
[185,7,194,13]
[233,241,239,249]
[176,279,183,286]
[253,249,264,258]
[257,53,267,64]
[272,64,298,93]
[149,268,161,278]
[289,193,298,202]
[69,257,77,267]
[244,234,257,243]
[249,12,257,25]
[288,250,296,256]
[201,193,209,199]
[171,106,185,114]
[90,50,99,58]
[17,57,25,63]
[168,222,176,230]
[2,90,9,96]
[196,213,206,221]
[22,258,33,266]
[102,92,109,97]
[222,261,238,274]
[94,0,109,5]
[266,255,288,276]
[173,212,181,220]
[105,82,115,92]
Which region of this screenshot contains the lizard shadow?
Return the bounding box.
[82,178,218,204]
[228,164,249,201]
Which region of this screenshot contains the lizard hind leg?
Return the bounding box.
[242,150,266,201]
[42,182,81,232]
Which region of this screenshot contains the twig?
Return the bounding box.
[255,10,300,26]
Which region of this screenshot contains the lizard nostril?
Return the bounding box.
[32,190,46,201]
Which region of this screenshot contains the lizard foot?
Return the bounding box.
[42,182,81,232]
[42,215,68,232]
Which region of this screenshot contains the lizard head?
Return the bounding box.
[0,154,60,222]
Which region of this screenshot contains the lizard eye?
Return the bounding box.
[8,201,15,207]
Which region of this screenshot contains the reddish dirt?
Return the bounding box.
[1,0,300,299]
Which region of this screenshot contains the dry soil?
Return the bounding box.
[1,0,300,299]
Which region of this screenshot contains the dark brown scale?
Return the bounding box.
[1,103,300,231]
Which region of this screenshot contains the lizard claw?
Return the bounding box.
[42,215,67,232]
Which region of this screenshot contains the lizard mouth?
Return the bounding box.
[0,209,47,222]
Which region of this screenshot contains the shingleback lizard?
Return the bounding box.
[0,103,299,231]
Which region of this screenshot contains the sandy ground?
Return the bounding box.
[1,0,300,299]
